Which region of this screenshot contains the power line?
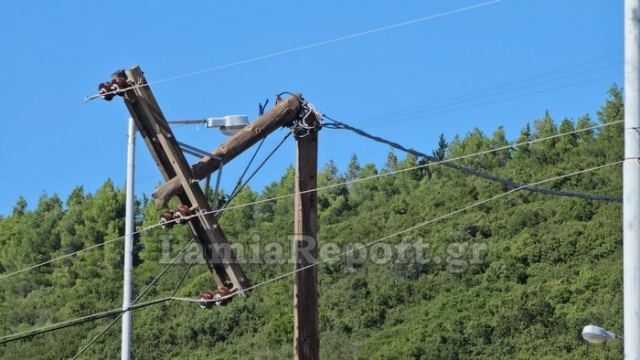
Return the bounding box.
[0,237,124,280]
[0,297,172,345]
[84,0,505,101]
[363,72,621,130]
[360,56,621,123]
[0,101,86,137]
[229,138,266,198]
[323,115,621,202]
[0,119,623,281]
[223,132,292,210]
[362,62,621,129]
[0,159,622,344]
[170,256,198,298]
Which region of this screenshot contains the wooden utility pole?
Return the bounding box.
[113,66,251,292]
[292,112,320,360]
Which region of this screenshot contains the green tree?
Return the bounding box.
[433,133,448,160]
[346,154,361,181]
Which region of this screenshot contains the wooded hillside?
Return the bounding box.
[0,86,625,359]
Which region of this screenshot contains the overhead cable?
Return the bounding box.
[323,115,622,202]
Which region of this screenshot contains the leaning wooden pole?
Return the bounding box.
[292,112,320,360]
[153,95,303,206]
[112,66,250,292]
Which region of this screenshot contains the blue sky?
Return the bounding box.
[0,0,622,215]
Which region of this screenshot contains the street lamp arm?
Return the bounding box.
[167,119,208,125]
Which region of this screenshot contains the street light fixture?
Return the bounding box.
[168,115,250,136]
[582,325,622,344]
[207,115,249,136]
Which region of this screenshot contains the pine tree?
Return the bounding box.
[576,114,595,141]
[383,150,398,172]
[490,126,510,166]
[514,123,532,158]
[534,111,557,139]
[11,196,27,217]
[598,84,624,161]
[433,133,448,160]
[346,154,361,180]
[556,118,577,151]
[598,84,624,124]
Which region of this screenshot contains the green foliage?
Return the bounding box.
[0,86,625,359]
[433,134,448,161]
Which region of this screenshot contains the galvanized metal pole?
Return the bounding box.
[121,117,136,360]
[625,0,640,358]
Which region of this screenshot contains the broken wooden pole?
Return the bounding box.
[152,95,303,206]
[114,66,250,292]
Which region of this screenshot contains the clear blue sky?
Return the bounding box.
[0,0,622,215]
